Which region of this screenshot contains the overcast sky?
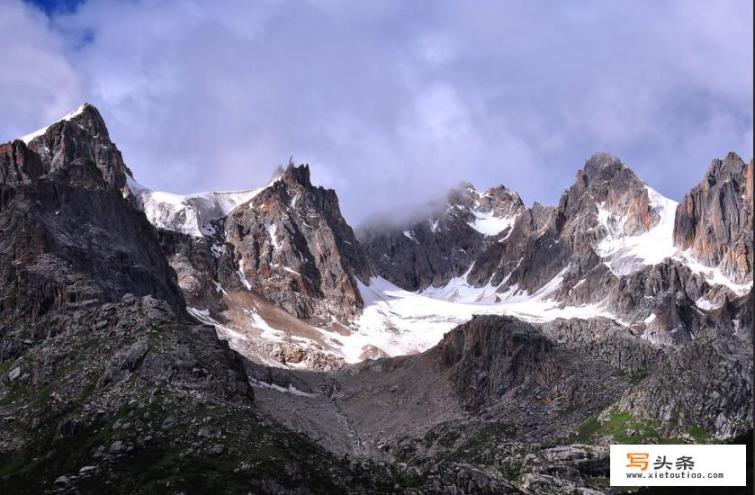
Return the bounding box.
[3,0,752,223]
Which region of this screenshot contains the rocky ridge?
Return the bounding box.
[1,104,751,494]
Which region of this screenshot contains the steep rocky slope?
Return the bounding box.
[223,163,373,322]
[138,162,375,369]
[674,152,753,283]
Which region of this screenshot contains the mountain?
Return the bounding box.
[0,105,400,493]
[673,151,753,283]
[1,104,751,494]
[358,182,525,291]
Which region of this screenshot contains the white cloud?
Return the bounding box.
[0,1,83,140]
[2,0,752,223]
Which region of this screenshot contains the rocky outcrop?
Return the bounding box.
[673,151,753,283]
[20,104,133,196]
[224,163,373,323]
[429,315,649,415]
[0,141,46,185]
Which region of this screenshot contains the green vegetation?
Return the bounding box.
[572,410,714,445]
[685,425,712,442]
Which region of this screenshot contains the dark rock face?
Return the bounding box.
[155,229,229,315]
[429,315,662,415]
[358,183,525,290]
[0,105,182,320]
[673,152,753,283]
[224,163,373,322]
[0,141,46,185]
[0,178,185,321]
[21,104,134,196]
[434,315,556,411]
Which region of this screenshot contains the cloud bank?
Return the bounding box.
[3,0,753,223]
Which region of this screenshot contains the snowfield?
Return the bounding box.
[324,275,621,364]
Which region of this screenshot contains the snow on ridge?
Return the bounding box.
[19,104,89,144]
[130,174,287,237]
[592,186,751,293]
[134,184,264,237]
[467,209,518,236]
[594,186,678,276]
[677,250,752,295]
[248,378,317,397]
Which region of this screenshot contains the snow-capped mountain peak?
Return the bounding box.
[19,103,93,144]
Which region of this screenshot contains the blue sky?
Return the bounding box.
[26,0,82,14]
[4,0,753,223]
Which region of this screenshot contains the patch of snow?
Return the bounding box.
[643,313,656,325]
[282,266,301,276]
[403,230,418,242]
[248,378,318,397]
[188,307,249,344]
[695,297,720,311]
[467,210,518,236]
[237,260,252,290]
[268,224,282,251]
[245,310,286,342]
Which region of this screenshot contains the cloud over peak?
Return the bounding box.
[4,0,753,223]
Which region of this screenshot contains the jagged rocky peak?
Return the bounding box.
[274,159,312,187]
[673,151,753,283]
[12,103,133,196]
[446,181,525,222]
[220,160,372,323]
[0,105,186,322]
[565,152,659,237]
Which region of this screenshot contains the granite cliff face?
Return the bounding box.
[224,163,372,323]
[673,152,753,283]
